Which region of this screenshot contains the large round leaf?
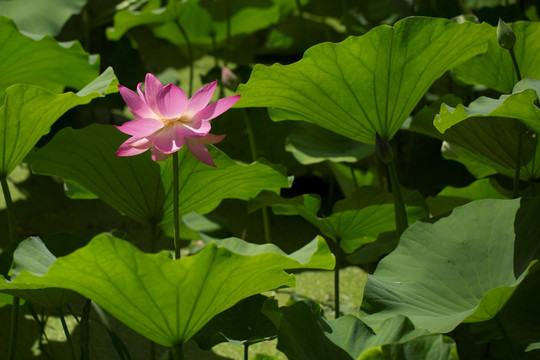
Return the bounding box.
[236,17,492,144]
[265,301,456,360]
[0,68,117,177]
[27,123,289,225]
[360,198,537,333]
[0,15,99,101]
[0,233,334,346]
[454,21,540,93]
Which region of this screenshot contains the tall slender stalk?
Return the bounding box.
[80,299,91,360]
[241,109,272,243]
[495,315,516,358]
[334,238,341,318]
[176,23,193,98]
[2,174,20,360]
[173,343,184,360]
[387,160,408,238]
[509,47,524,198]
[173,152,181,260]
[244,343,249,360]
[59,310,77,360]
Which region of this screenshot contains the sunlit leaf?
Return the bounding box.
[0,68,117,176]
[0,0,87,36]
[0,233,334,346]
[454,21,540,93]
[236,17,492,144]
[360,198,537,333]
[0,16,99,101]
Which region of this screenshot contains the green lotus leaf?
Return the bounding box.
[435,78,540,135]
[454,21,540,93]
[0,233,334,346]
[0,16,99,101]
[236,17,492,144]
[0,0,87,36]
[360,198,537,333]
[27,124,289,225]
[250,188,426,253]
[266,300,456,360]
[285,123,374,165]
[0,68,117,177]
[107,0,289,47]
[4,237,78,309]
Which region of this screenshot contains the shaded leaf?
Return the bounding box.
[236,17,492,143]
[0,0,87,36]
[0,233,334,346]
[0,67,117,176]
[0,15,99,100]
[268,301,455,360]
[360,199,537,333]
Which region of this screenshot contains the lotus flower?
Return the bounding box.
[116,73,240,166]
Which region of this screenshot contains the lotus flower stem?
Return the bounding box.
[59,310,77,360]
[387,160,408,238]
[80,299,92,360]
[244,343,249,360]
[173,152,181,260]
[334,238,341,318]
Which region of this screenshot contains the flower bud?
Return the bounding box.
[221,66,239,90]
[497,18,516,50]
[375,133,393,164]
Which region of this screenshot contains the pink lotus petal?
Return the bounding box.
[193,95,240,122]
[116,137,150,157]
[151,147,172,162]
[153,126,185,154]
[144,73,165,116]
[156,84,188,121]
[191,133,226,145]
[187,140,215,167]
[173,120,211,137]
[118,85,155,119]
[184,81,217,116]
[115,118,164,137]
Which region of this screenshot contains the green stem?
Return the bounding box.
[513,122,525,198]
[244,344,249,360]
[1,175,17,245]
[508,47,523,198]
[494,315,516,358]
[173,343,184,360]
[177,23,193,97]
[173,152,181,260]
[334,238,341,318]
[149,341,156,360]
[150,221,159,253]
[350,166,358,190]
[387,160,408,238]
[59,310,77,360]
[242,109,272,244]
[224,0,231,67]
[80,299,92,360]
[7,297,20,360]
[295,0,311,43]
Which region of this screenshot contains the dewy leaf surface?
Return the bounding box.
[0,233,334,346]
[360,199,536,333]
[236,17,492,144]
[0,68,117,176]
[454,21,540,93]
[0,16,99,101]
